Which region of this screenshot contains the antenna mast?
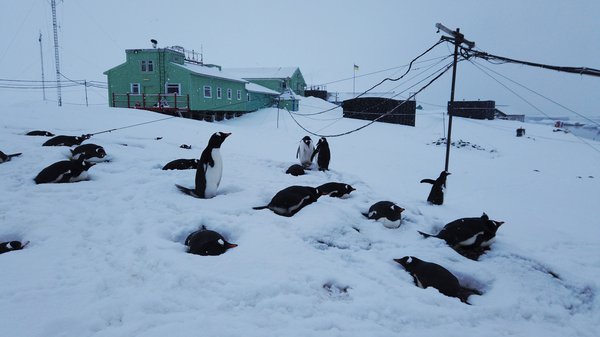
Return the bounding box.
[38,31,46,101]
[51,0,62,106]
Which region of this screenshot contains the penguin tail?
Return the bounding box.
[175,184,200,198]
[417,230,435,238]
[458,286,482,305]
[252,205,269,210]
[361,212,370,218]
[8,153,22,159]
[420,179,435,184]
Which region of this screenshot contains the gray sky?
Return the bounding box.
[1,0,599,119]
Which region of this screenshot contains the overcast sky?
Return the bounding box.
[1,0,599,119]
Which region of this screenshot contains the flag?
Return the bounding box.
[354,64,359,71]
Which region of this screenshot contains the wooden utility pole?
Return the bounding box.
[435,23,475,172]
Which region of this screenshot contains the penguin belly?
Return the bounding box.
[204,149,223,198]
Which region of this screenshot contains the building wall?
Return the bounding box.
[290,69,306,96]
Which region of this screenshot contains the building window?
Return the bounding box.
[227,88,232,100]
[141,60,154,72]
[204,85,212,98]
[217,87,222,99]
[165,83,181,95]
[237,90,242,100]
[130,83,140,95]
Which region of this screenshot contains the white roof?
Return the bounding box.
[173,62,247,83]
[245,82,280,95]
[227,67,298,80]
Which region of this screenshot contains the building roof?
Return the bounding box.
[246,83,280,95]
[173,62,247,83]
[226,67,298,80]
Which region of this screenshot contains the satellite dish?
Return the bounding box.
[151,39,158,48]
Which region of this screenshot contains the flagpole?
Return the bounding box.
[353,64,356,97]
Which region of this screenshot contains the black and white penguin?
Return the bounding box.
[418,213,504,249]
[26,130,55,137]
[394,256,481,304]
[34,157,95,184]
[363,201,405,228]
[163,159,199,170]
[311,137,331,171]
[253,185,322,217]
[185,228,237,256]
[317,182,355,198]
[0,150,22,163]
[286,164,305,176]
[0,241,28,254]
[43,134,91,147]
[175,132,230,198]
[70,144,106,161]
[296,136,314,168]
[420,171,450,205]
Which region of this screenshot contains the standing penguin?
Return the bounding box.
[363,201,405,229]
[311,137,330,171]
[296,136,314,168]
[0,150,22,163]
[253,185,322,217]
[394,256,481,304]
[34,157,95,184]
[420,171,450,205]
[418,213,504,249]
[185,228,237,256]
[176,132,231,198]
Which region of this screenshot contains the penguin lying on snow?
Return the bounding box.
[71,144,106,161]
[26,130,55,137]
[296,136,314,168]
[0,241,28,254]
[418,213,504,249]
[317,182,355,198]
[163,159,199,170]
[420,171,450,205]
[185,228,237,256]
[34,157,95,184]
[0,150,22,163]
[286,164,305,176]
[43,134,91,147]
[253,185,322,217]
[176,132,230,198]
[363,201,405,228]
[311,137,330,171]
[394,256,482,304]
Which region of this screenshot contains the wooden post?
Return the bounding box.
[112,92,115,107]
[142,93,146,108]
[127,93,130,108]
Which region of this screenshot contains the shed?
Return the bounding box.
[343,97,416,126]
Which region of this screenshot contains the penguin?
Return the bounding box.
[285,164,305,176]
[26,130,55,137]
[317,182,355,198]
[363,201,405,229]
[70,144,106,161]
[253,185,322,217]
[420,171,450,205]
[185,228,237,256]
[296,136,314,168]
[34,157,95,184]
[394,256,481,304]
[162,159,199,170]
[418,213,504,249]
[0,150,22,163]
[0,241,28,254]
[311,137,331,171]
[43,134,90,147]
[175,132,230,198]
[180,144,192,149]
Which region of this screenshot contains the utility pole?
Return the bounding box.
[435,23,475,172]
[38,32,46,101]
[51,0,62,106]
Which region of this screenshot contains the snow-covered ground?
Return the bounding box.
[1,96,599,336]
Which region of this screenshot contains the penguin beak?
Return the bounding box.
[226,243,238,249]
[222,132,231,138]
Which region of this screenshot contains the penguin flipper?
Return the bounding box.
[417,230,435,238]
[458,286,482,305]
[252,205,269,210]
[175,184,201,198]
[420,179,436,184]
[8,153,22,159]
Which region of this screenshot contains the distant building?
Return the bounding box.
[449,100,524,121]
[343,97,416,127]
[227,67,307,97]
[104,46,305,119]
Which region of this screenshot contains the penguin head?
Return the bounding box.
[6,241,23,250]
[394,256,421,270]
[317,137,328,146]
[208,132,231,148]
[491,220,504,231]
[80,134,92,141]
[96,147,107,158]
[301,136,312,145]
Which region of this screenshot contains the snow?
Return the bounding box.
[1,96,599,336]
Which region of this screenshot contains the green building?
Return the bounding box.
[103,46,294,120]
